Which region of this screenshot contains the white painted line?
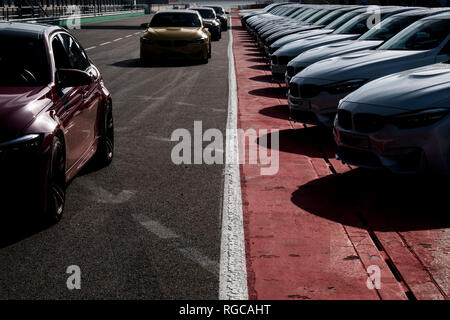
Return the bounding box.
[113,37,123,42]
[219,17,249,300]
[85,46,96,51]
[125,34,133,38]
[133,214,180,239]
[179,248,220,275]
[99,41,111,46]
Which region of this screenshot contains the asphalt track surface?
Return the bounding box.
[0,15,228,299]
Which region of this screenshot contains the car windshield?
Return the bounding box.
[305,9,331,23]
[194,9,216,19]
[209,6,224,15]
[380,19,450,50]
[0,36,50,86]
[333,13,373,35]
[359,15,425,41]
[315,10,346,26]
[150,12,202,27]
[326,11,361,30]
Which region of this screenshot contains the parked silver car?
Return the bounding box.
[334,62,450,174]
[271,7,413,82]
[285,8,450,84]
[288,13,450,127]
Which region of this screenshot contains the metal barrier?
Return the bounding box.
[0,1,141,21]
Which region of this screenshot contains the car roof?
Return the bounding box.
[157,10,199,14]
[424,11,450,19]
[0,22,61,39]
[191,7,215,11]
[394,7,450,16]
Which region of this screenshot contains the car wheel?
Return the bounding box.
[208,43,212,58]
[94,100,114,167]
[45,136,66,223]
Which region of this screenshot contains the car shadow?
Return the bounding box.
[258,104,289,120]
[249,74,273,83]
[80,25,146,30]
[112,58,203,68]
[0,211,52,248]
[291,169,450,232]
[248,86,285,98]
[248,64,270,71]
[257,126,336,159]
[247,57,268,63]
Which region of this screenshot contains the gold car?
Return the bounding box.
[140,10,211,63]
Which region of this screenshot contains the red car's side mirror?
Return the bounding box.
[56,69,93,88]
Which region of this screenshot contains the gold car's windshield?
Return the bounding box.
[150,13,202,28]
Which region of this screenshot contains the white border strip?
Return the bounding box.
[219,17,249,300]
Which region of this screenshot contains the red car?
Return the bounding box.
[0,23,114,223]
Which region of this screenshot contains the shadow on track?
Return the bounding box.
[258,104,289,120]
[248,86,285,98]
[291,169,450,232]
[249,74,273,83]
[257,126,335,159]
[112,58,204,68]
[81,25,146,30]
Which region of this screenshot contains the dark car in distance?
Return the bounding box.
[205,5,229,31]
[0,23,114,223]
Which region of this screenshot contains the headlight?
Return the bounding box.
[191,38,206,44]
[140,37,154,44]
[390,108,449,129]
[324,79,367,95]
[0,134,42,152]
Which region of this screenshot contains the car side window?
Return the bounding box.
[439,40,450,55]
[52,36,71,70]
[59,33,91,71]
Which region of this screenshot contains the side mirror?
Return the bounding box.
[56,69,92,88]
[140,22,149,28]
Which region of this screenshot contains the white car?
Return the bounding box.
[334,63,450,174]
[268,7,368,55]
[288,13,450,127]
[270,7,413,82]
[285,8,450,83]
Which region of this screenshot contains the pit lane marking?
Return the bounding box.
[219,17,249,300]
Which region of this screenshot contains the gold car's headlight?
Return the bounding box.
[191,38,207,44]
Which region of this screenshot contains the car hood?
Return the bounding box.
[0,86,51,142]
[271,29,334,49]
[289,40,383,67]
[275,34,359,58]
[298,49,430,82]
[343,63,450,112]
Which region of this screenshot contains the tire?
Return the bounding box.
[207,43,212,58]
[44,136,66,223]
[94,100,114,167]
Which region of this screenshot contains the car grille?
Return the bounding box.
[271,55,277,64]
[299,84,321,99]
[286,66,295,78]
[337,147,382,168]
[155,40,172,47]
[337,110,352,130]
[289,83,299,97]
[287,66,305,78]
[174,40,190,47]
[353,113,384,133]
[278,56,292,65]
